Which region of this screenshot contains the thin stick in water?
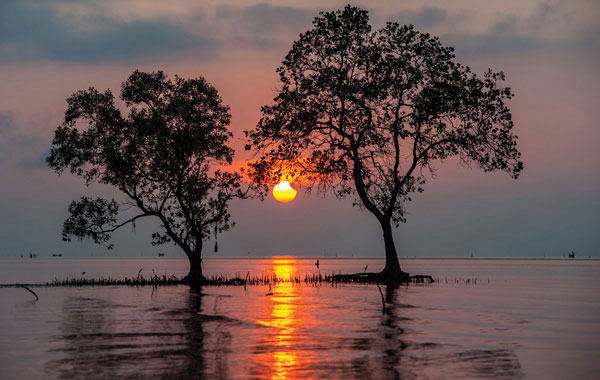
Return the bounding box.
[18,284,39,301]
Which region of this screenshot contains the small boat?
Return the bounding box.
[568,251,575,258]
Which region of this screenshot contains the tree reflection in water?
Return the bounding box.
[45,288,235,379]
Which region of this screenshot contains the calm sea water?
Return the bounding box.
[1,257,599,379]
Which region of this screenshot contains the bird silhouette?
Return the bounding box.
[363,265,368,272]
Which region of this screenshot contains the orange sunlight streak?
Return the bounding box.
[257,258,301,379]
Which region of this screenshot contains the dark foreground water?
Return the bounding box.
[1,258,599,379]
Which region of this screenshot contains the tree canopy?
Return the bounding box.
[48,70,249,281]
[245,6,523,281]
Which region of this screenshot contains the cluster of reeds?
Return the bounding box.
[43,271,364,288]
[12,270,443,288]
[241,272,337,286]
[436,276,486,284]
[48,271,184,287]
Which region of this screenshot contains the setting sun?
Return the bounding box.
[273,181,297,203]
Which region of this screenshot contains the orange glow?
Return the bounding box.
[273,181,297,203]
[240,157,318,186]
[256,258,301,379]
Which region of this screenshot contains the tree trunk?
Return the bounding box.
[379,219,405,282]
[185,242,204,284]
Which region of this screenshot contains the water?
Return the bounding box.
[1,258,599,379]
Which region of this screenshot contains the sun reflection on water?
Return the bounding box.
[256,257,301,379]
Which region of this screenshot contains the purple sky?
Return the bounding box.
[0,0,598,258]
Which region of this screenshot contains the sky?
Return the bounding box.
[0,0,598,259]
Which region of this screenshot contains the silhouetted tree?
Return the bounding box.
[48,70,250,283]
[245,6,523,282]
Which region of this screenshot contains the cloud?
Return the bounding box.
[444,34,547,57]
[237,3,314,34]
[0,1,319,62]
[17,146,51,169]
[392,6,447,29]
[0,2,219,62]
[214,3,315,51]
[445,5,599,58]
[384,3,600,58]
